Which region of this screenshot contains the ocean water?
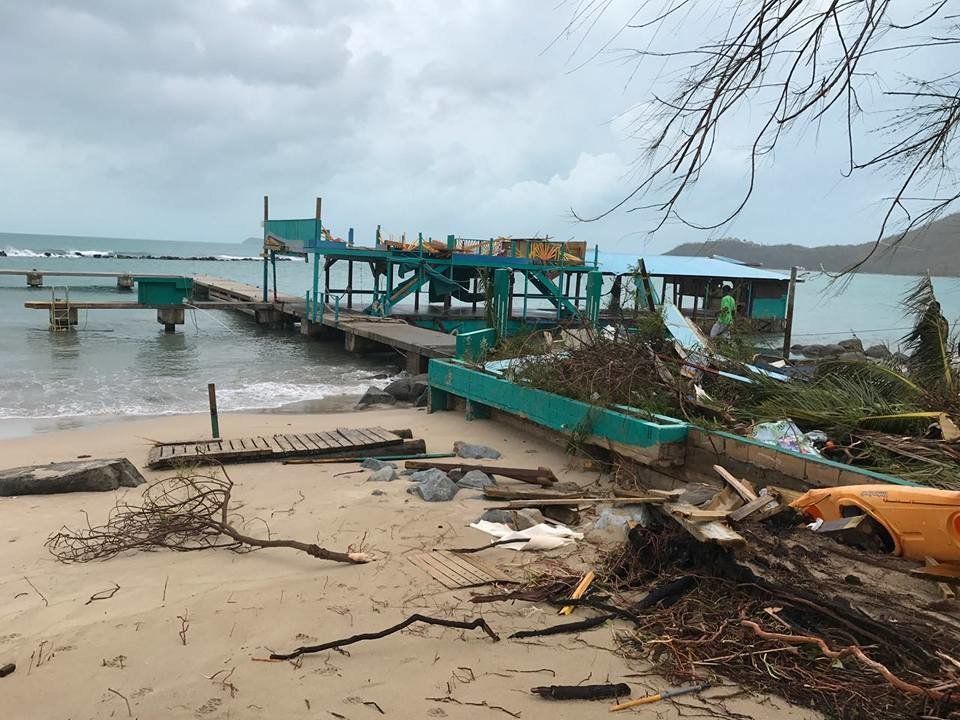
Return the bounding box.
[0,234,395,436]
[2,232,959,434]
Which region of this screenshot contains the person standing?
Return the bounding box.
[710,283,736,338]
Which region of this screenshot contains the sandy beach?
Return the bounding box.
[0,407,817,719]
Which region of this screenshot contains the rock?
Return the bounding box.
[790,344,803,352]
[357,386,397,406]
[413,388,429,408]
[453,441,501,460]
[383,377,414,402]
[361,458,397,471]
[513,508,546,529]
[457,470,495,489]
[837,351,866,362]
[0,458,145,496]
[839,338,864,353]
[865,344,892,359]
[820,344,845,357]
[477,508,544,529]
[408,468,449,484]
[367,466,397,482]
[410,374,429,399]
[480,509,515,525]
[407,472,459,502]
[371,489,386,496]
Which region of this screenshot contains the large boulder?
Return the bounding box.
[407,472,459,502]
[367,466,398,482]
[382,377,414,402]
[839,338,864,353]
[453,441,501,460]
[457,470,495,489]
[357,386,397,407]
[837,351,867,362]
[0,458,145,496]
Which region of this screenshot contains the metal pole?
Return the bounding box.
[208,383,220,439]
[262,195,269,302]
[271,250,277,303]
[312,198,322,321]
[781,266,799,360]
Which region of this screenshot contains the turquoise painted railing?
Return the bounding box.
[428,359,688,454]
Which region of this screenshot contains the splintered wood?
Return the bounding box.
[407,551,513,589]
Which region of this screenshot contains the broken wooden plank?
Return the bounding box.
[663,502,746,547]
[925,557,956,600]
[713,465,758,503]
[489,497,667,509]
[404,460,558,486]
[482,483,583,501]
[729,493,781,523]
[407,551,513,589]
[912,563,960,586]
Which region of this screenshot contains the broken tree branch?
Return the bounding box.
[270,614,500,660]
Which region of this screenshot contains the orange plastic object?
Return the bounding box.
[790,484,960,563]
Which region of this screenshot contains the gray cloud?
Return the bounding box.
[0,0,949,252]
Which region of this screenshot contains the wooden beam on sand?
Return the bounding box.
[488,497,667,509]
[404,460,558,486]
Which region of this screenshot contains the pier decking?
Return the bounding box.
[0,269,182,289]
[194,276,456,371]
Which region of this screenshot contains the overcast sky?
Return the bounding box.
[0,1,948,251]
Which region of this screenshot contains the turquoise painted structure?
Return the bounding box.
[136,277,194,305]
[455,328,497,362]
[428,359,688,462]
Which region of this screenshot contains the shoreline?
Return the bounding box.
[0,392,369,440]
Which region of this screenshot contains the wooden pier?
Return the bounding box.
[193,276,456,372]
[0,269,182,290]
[19,275,457,372]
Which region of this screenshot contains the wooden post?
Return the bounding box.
[208,383,220,439]
[262,195,269,302]
[271,250,278,303]
[782,265,798,360]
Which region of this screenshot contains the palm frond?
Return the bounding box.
[900,273,955,395]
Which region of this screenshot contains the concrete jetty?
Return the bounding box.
[0,269,182,290]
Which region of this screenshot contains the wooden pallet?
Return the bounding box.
[407,551,514,589]
[146,427,402,469]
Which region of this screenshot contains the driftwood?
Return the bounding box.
[483,483,583,501]
[404,460,558,486]
[270,614,500,660]
[531,683,630,700]
[509,614,613,639]
[46,467,370,565]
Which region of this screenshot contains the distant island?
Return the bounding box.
[667,213,960,276]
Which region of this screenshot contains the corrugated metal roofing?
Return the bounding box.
[596,252,791,281]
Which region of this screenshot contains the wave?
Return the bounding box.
[0,246,294,261]
[2,246,114,258]
[0,375,396,420]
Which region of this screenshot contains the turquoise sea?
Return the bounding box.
[2,231,957,436]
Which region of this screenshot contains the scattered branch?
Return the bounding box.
[107,688,132,717]
[86,583,120,605]
[45,467,371,565]
[23,576,48,607]
[270,614,500,661]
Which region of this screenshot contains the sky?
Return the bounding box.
[0,0,954,252]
